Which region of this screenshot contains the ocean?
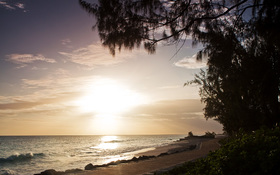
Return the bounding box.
[0,135,185,175]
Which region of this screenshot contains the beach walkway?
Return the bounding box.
[77,138,221,175]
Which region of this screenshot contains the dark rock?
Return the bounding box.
[131,157,138,161]
[120,160,128,163]
[85,163,95,170]
[158,152,169,157]
[39,169,58,175]
[129,155,156,162]
[107,161,118,165]
[138,155,155,160]
[64,169,83,173]
[83,155,157,172]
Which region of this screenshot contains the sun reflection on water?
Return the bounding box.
[94,142,118,150]
[101,136,118,142]
[92,136,119,150]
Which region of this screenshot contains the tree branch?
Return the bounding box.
[146,0,250,44]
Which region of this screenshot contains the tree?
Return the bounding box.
[190,24,280,134]
[186,0,280,134]
[79,0,264,55]
[79,0,280,134]
[188,131,194,137]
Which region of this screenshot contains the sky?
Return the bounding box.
[0,0,223,135]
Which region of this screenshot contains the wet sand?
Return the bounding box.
[75,137,221,175]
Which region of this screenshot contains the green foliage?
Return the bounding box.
[160,127,280,175]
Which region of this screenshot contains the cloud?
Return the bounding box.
[0,1,15,9]
[15,3,24,9]
[0,71,119,116]
[16,70,106,104]
[122,99,223,134]
[174,54,207,69]
[127,99,205,119]
[61,38,72,45]
[0,70,87,113]
[59,43,144,68]
[31,66,48,71]
[0,93,80,110]
[0,1,26,11]
[21,69,79,90]
[158,85,181,89]
[6,54,56,67]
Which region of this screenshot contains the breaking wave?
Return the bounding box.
[0,153,45,164]
[0,169,18,175]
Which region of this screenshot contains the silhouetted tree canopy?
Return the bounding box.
[79,0,280,134]
[79,0,274,55]
[189,21,280,134]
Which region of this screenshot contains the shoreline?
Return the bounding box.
[35,136,222,175]
[136,136,211,157]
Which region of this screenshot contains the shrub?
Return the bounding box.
[161,126,280,175]
[188,131,194,137]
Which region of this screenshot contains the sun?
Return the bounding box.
[74,78,148,134]
[75,78,146,115]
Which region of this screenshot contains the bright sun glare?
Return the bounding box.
[75,78,147,115]
[74,78,147,134]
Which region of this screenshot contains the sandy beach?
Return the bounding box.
[72,137,222,175]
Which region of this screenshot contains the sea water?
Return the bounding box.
[0,135,184,175]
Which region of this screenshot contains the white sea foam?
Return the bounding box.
[0,169,18,175]
[0,153,45,164]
